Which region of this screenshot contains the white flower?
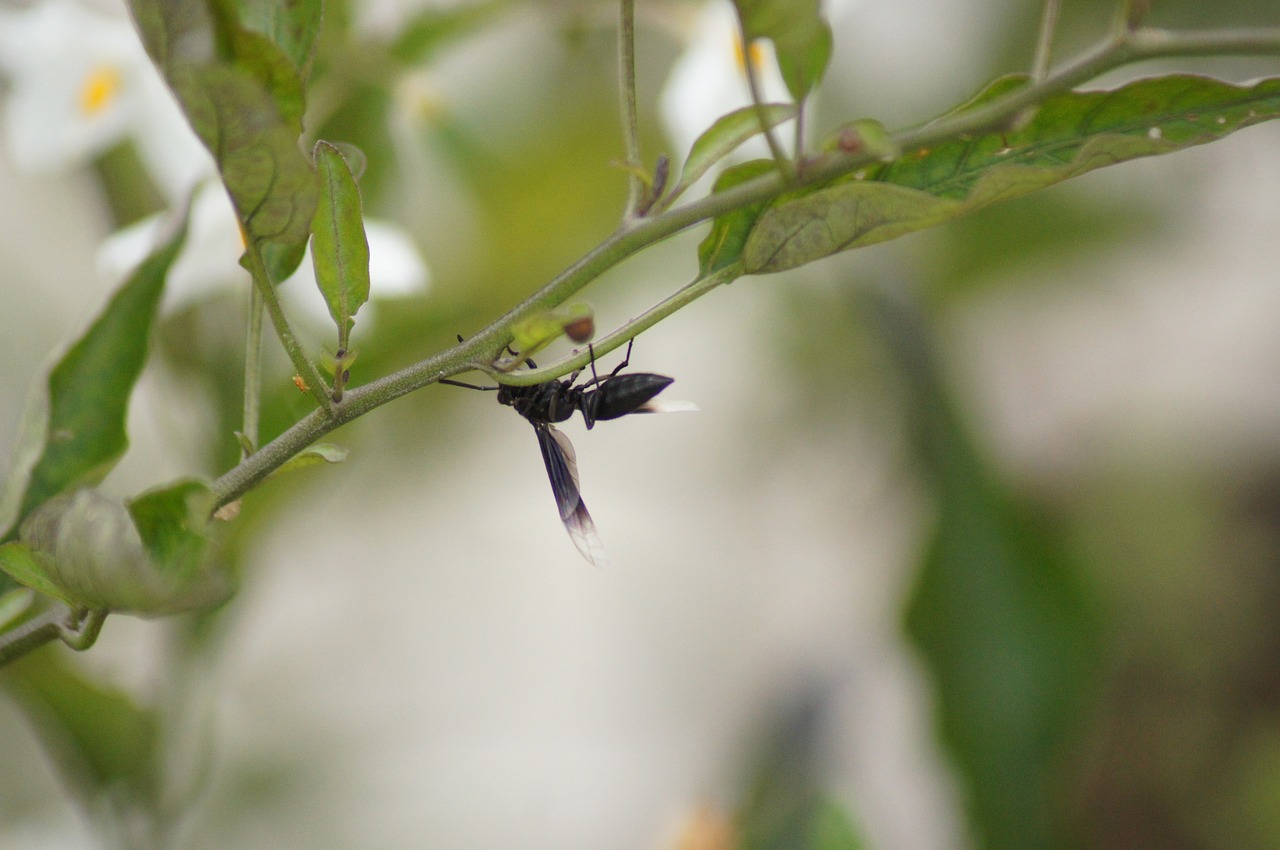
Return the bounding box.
[0,0,212,199]
[658,1,795,167]
[98,182,430,329]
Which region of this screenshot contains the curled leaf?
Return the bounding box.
[1,484,230,617]
[821,119,898,160]
[510,304,596,359]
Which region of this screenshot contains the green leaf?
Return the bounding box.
[0,210,189,542]
[0,545,73,606]
[775,17,830,105]
[128,479,217,575]
[3,650,160,807]
[732,0,832,101]
[937,72,1030,119]
[235,0,323,82]
[698,159,776,277]
[311,141,371,348]
[129,0,318,249]
[5,484,230,617]
[269,443,349,478]
[739,74,1280,274]
[873,294,1099,850]
[672,103,797,201]
[172,63,316,245]
[263,238,309,284]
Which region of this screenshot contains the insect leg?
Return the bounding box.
[438,378,498,391]
[606,339,635,380]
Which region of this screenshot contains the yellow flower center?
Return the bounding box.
[734,37,767,76]
[79,65,123,116]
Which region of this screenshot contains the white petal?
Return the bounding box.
[366,219,431,296]
[0,0,150,172]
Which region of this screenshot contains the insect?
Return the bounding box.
[441,341,678,566]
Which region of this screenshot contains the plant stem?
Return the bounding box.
[240,243,334,414]
[498,262,744,383]
[0,606,106,666]
[737,15,793,179]
[618,0,643,218]
[242,284,264,452]
[209,25,1280,509]
[1032,0,1061,81]
[0,609,61,665]
[60,609,106,651]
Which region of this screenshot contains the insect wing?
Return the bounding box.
[534,424,609,566]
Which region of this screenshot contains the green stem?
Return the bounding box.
[793,100,807,165]
[1032,0,1061,80]
[0,609,61,666]
[209,25,1280,509]
[495,263,744,383]
[737,15,793,179]
[240,243,334,414]
[0,606,108,666]
[618,0,643,218]
[242,283,264,453]
[60,609,106,651]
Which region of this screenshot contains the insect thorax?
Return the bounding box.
[499,380,578,424]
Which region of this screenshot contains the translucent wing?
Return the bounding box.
[533,423,609,567]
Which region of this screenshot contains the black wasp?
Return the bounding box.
[441,340,680,566]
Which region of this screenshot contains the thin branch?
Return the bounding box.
[0,606,107,666]
[0,608,62,666]
[239,243,334,414]
[1120,0,1152,33]
[209,25,1280,509]
[242,283,264,452]
[793,99,808,164]
[59,609,106,651]
[618,0,644,218]
[489,263,744,384]
[736,16,793,179]
[1032,0,1061,81]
